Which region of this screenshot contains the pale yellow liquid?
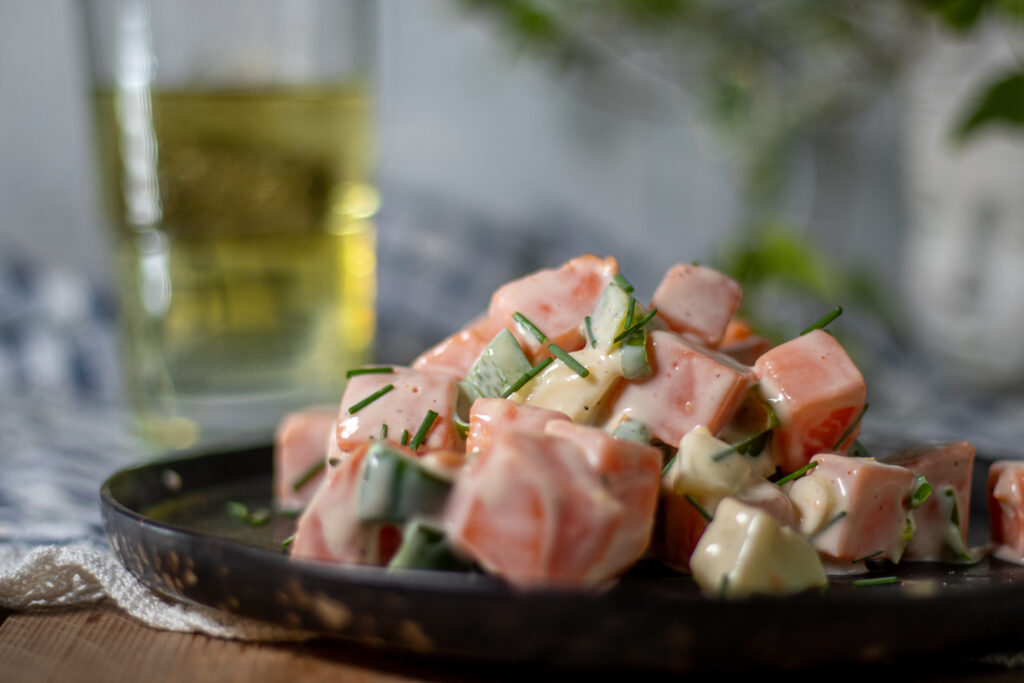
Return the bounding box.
[93,85,376,447]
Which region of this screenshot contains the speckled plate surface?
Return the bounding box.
[101,442,1024,671]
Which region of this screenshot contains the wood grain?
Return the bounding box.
[0,606,435,683]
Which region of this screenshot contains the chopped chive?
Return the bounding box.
[282,534,295,550]
[661,452,678,478]
[776,460,819,486]
[692,260,701,267]
[279,508,301,519]
[625,297,636,330]
[832,402,868,451]
[400,429,410,447]
[409,410,439,451]
[346,366,394,378]
[328,458,340,467]
[613,308,659,343]
[612,273,635,294]
[549,344,589,378]
[512,312,548,344]
[852,550,884,564]
[226,501,249,523]
[292,460,326,492]
[584,315,597,348]
[711,428,772,462]
[848,439,872,458]
[810,510,847,541]
[501,357,554,398]
[910,475,932,509]
[800,305,843,336]
[249,507,271,526]
[380,423,388,440]
[347,383,395,414]
[852,576,899,587]
[684,494,713,522]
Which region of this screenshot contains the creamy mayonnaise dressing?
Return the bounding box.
[690,498,826,598]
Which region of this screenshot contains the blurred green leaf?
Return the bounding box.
[956,72,1024,139]
[914,0,989,29]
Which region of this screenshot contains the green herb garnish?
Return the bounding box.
[711,428,772,462]
[346,366,394,378]
[852,550,883,564]
[226,501,250,523]
[613,307,659,344]
[512,312,548,344]
[501,357,554,398]
[226,501,270,526]
[282,534,295,550]
[584,315,597,348]
[612,273,635,294]
[810,510,847,541]
[292,460,326,492]
[549,344,590,378]
[684,494,713,522]
[910,475,932,509]
[347,383,395,414]
[799,305,843,336]
[775,460,819,486]
[380,423,388,440]
[400,429,410,447]
[832,402,868,451]
[409,410,439,451]
[852,576,899,587]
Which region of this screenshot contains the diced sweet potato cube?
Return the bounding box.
[544,420,662,577]
[885,441,974,561]
[787,453,916,562]
[754,330,866,473]
[411,314,500,378]
[466,398,570,455]
[488,255,617,360]
[273,408,336,511]
[336,367,460,455]
[444,429,625,588]
[650,264,742,349]
[988,460,1024,564]
[291,442,402,565]
[605,330,755,447]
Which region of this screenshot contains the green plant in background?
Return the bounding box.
[461,0,1024,342]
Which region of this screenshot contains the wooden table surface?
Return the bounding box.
[4,604,1024,683]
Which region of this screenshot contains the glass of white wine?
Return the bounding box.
[81,0,378,448]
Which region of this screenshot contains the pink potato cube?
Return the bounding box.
[650,264,742,349]
[466,398,570,456]
[336,367,460,455]
[885,441,974,561]
[754,330,867,474]
[411,314,500,378]
[443,429,626,588]
[488,255,618,360]
[787,454,916,562]
[290,441,402,566]
[273,408,337,511]
[988,460,1024,564]
[605,330,755,447]
[544,420,662,577]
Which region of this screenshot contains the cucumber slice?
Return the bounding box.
[357,442,452,524]
[587,284,634,351]
[464,328,532,398]
[612,418,652,444]
[620,330,651,379]
[387,521,474,571]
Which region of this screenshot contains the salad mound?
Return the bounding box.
[274,255,983,596]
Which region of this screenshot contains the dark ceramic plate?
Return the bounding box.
[101,441,1024,672]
